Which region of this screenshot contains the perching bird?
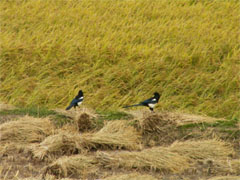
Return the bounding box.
[123,92,160,112]
[66,90,84,110]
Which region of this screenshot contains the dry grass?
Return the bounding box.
[44,154,98,178]
[33,120,141,160]
[96,147,191,173]
[0,115,54,143]
[0,102,15,111]
[130,111,178,146]
[168,139,234,160]
[162,112,225,126]
[211,159,240,175]
[103,173,158,180]
[33,131,83,160]
[82,120,141,150]
[207,176,240,180]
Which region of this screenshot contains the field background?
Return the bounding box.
[0,0,240,119]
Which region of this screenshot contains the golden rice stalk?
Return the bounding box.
[96,147,190,173]
[163,112,224,126]
[207,176,240,180]
[211,159,240,175]
[168,139,234,160]
[33,120,141,160]
[32,131,83,160]
[103,173,158,180]
[82,120,142,150]
[45,154,98,178]
[0,102,15,111]
[0,115,54,143]
[0,142,34,157]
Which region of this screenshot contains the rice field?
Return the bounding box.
[0,0,239,119]
[0,0,239,179]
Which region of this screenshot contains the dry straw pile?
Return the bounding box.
[103,173,158,180]
[33,131,83,160]
[0,115,54,143]
[168,139,234,160]
[82,120,141,150]
[207,176,240,180]
[96,147,191,173]
[33,120,141,160]
[45,154,98,178]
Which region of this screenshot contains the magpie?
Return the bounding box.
[66,90,84,110]
[123,92,160,112]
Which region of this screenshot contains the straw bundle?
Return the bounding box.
[82,120,141,150]
[0,116,54,143]
[168,139,234,160]
[103,173,158,180]
[96,147,190,173]
[45,154,98,178]
[33,120,141,159]
[164,112,224,126]
[33,131,83,160]
[207,176,240,180]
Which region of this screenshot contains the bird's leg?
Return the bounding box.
[149,107,154,112]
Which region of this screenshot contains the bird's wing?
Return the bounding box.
[141,97,156,105]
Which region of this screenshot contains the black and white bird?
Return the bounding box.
[66,90,84,110]
[123,92,160,112]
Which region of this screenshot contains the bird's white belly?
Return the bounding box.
[77,101,82,106]
[148,103,155,108]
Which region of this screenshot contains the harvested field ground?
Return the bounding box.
[0,107,239,180]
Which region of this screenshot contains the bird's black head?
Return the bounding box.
[153,92,160,99]
[78,90,83,97]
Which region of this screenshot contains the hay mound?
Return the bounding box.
[103,173,158,180]
[75,113,95,132]
[82,120,141,150]
[0,115,54,143]
[137,113,177,134]
[132,112,178,146]
[44,154,98,178]
[168,139,234,160]
[33,131,83,160]
[33,120,141,159]
[96,147,190,173]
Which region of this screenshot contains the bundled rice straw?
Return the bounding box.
[82,120,142,150]
[33,120,141,159]
[96,147,191,173]
[211,159,240,175]
[207,176,240,180]
[163,112,224,126]
[45,154,98,178]
[103,173,158,180]
[0,115,54,143]
[54,109,97,132]
[33,131,83,160]
[131,111,178,146]
[0,142,34,157]
[168,139,234,160]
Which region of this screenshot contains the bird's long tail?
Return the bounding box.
[123,104,143,108]
[66,104,73,110]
